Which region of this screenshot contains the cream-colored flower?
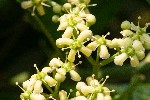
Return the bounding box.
[114,53,128,66]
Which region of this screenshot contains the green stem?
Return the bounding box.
[99,52,120,67]
[42,80,54,93]
[53,82,61,100]
[85,56,96,65]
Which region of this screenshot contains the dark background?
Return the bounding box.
[0,0,150,100]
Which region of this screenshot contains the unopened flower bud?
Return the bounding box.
[80,46,92,57]
[74,96,87,100]
[55,73,66,82]
[76,23,89,32]
[96,93,104,100]
[62,27,73,38]
[53,4,62,14]
[56,38,73,48]
[57,22,68,31]
[49,58,62,67]
[59,90,67,100]
[77,30,92,42]
[132,40,144,51]
[21,1,33,9]
[130,55,139,67]
[120,30,133,36]
[33,80,43,94]
[44,75,57,87]
[56,68,66,75]
[99,45,110,59]
[114,53,128,66]
[136,51,145,60]
[36,5,45,16]
[76,82,87,91]
[70,70,81,81]
[86,14,96,25]
[81,85,95,96]
[63,3,72,10]
[87,41,98,51]
[104,95,112,100]
[68,49,77,62]
[41,67,52,73]
[52,15,59,23]
[121,20,131,30]
[30,93,46,100]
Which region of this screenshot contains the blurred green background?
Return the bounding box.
[0,0,150,100]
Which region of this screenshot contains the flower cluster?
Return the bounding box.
[111,19,150,67]
[17,57,82,100]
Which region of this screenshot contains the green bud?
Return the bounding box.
[121,20,131,30]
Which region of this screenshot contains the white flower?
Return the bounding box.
[99,45,110,59]
[30,93,46,100]
[81,85,95,96]
[120,30,133,36]
[49,58,62,68]
[44,75,57,87]
[55,73,66,82]
[33,80,43,94]
[114,53,128,66]
[69,70,81,81]
[96,93,104,100]
[130,55,139,67]
[59,90,67,100]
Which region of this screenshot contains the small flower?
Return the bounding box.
[49,58,62,68]
[30,93,46,100]
[33,80,43,94]
[69,70,81,81]
[114,53,128,66]
[121,20,131,30]
[120,30,133,37]
[59,90,68,100]
[81,85,95,96]
[55,73,66,82]
[99,45,110,59]
[44,75,57,87]
[130,55,139,67]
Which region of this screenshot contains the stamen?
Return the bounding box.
[16,82,25,92]
[87,4,97,7]
[102,75,109,85]
[41,2,51,7]
[31,6,36,16]
[77,51,81,58]
[34,64,40,73]
[104,32,110,38]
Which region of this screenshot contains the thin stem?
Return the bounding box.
[42,80,54,93]
[99,52,120,67]
[85,56,96,65]
[53,82,61,100]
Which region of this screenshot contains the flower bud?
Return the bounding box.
[114,53,128,66]
[132,40,144,51]
[76,82,87,91]
[55,73,66,82]
[62,27,73,38]
[56,38,73,48]
[130,55,139,67]
[77,30,92,42]
[121,20,131,30]
[52,15,59,23]
[80,46,92,57]
[21,1,33,9]
[53,4,62,14]
[96,93,104,100]
[70,70,81,81]
[49,58,62,67]
[76,23,89,32]
[99,45,110,59]
[33,80,43,94]
[56,68,66,75]
[86,41,98,51]
[44,75,57,87]
[58,22,68,31]
[30,93,46,100]
[136,51,145,60]
[81,85,95,96]
[41,67,52,73]
[68,49,77,62]
[74,96,88,100]
[59,90,67,100]
[86,14,96,25]
[120,30,133,36]
[63,3,72,10]
[36,5,45,16]
[104,95,112,100]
